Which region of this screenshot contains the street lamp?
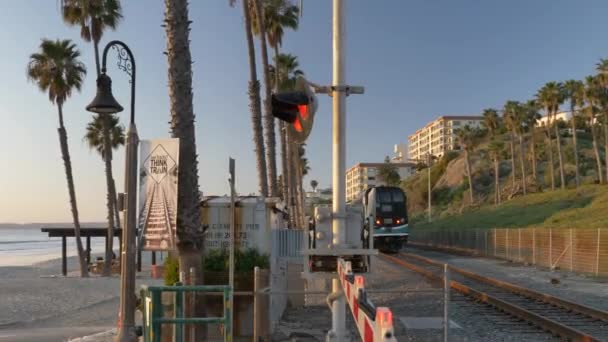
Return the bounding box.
[86,40,138,342]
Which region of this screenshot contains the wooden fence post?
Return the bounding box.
[254,266,260,341]
[596,229,601,276]
[570,229,573,272]
[549,229,553,268]
[518,229,521,262]
[506,229,510,260]
[532,228,536,265]
[494,229,497,257]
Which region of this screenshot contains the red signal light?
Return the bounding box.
[293,118,303,132]
[298,104,309,119]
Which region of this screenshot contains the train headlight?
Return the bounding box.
[315,231,326,241]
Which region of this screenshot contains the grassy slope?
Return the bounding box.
[411,184,608,230]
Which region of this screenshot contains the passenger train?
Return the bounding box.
[359,186,409,253]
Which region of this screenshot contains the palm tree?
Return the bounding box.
[524,100,541,183]
[513,104,528,195]
[250,0,278,197]
[62,0,123,274]
[482,108,500,137]
[83,114,125,158]
[230,0,269,196]
[584,76,604,183]
[27,39,88,277]
[564,80,584,189]
[488,139,504,205]
[503,101,519,189]
[595,59,608,182]
[456,125,476,204]
[294,143,310,227]
[61,0,122,75]
[263,0,299,203]
[310,179,318,192]
[164,0,205,309]
[83,113,125,275]
[272,53,303,225]
[537,82,564,190]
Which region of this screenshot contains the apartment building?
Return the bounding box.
[408,115,483,161]
[346,162,416,202]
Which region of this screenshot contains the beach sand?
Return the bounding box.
[0,251,163,341]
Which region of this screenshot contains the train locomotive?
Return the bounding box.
[361,186,409,253]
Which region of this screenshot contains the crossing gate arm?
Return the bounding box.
[338,258,397,342]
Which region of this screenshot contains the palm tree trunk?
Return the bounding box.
[465,149,474,204]
[530,129,537,183]
[57,103,88,277]
[509,132,516,188]
[275,46,289,206]
[243,0,268,196]
[554,118,566,189]
[494,156,500,205]
[164,0,205,337]
[254,0,278,197]
[112,178,121,231]
[291,142,302,227]
[571,106,580,189]
[102,116,116,277]
[545,125,555,190]
[604,114,608,183]
[295,145,305,227]
[93,40,101,77]
[518,134,527,195]
[591,122,604,183]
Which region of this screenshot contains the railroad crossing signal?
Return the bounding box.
[271,76,318,144]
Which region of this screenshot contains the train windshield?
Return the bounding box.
[377,188,404,203]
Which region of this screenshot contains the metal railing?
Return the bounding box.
[141,284,233,342]
[410,227,608,276]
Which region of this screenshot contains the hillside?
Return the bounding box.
[410,184,608,230]
[403,126,608,229]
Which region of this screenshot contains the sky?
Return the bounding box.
[2,0,608,223]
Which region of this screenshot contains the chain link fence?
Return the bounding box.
[410,228,608,276]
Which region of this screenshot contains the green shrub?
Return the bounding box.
[203,248,270,273]
[164,254,180,286]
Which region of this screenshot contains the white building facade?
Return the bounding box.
[536,111,572,127]
[346,162,416,202]
[408,115,483,161]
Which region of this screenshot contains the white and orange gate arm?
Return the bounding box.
[338,258,397,341]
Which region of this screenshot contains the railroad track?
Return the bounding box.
[382,252,608,342]
[138,183,175,250]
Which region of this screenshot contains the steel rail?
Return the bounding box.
[401,252,608,323]
[381,253,606,342]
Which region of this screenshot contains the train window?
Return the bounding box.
[392,189,405,202]
[378,191,391,203]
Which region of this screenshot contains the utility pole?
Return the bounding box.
[228,157,236,342]
[331,0,347,339]
[427,153,432,222]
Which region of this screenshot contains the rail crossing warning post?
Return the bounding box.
[138,138,180,251]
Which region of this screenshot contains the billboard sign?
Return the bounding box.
[138,138,180,251]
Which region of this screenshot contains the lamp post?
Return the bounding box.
[86,40,138,342]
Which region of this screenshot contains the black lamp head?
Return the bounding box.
[86,73,124,115]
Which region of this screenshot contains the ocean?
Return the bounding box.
[0,226,117,267]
